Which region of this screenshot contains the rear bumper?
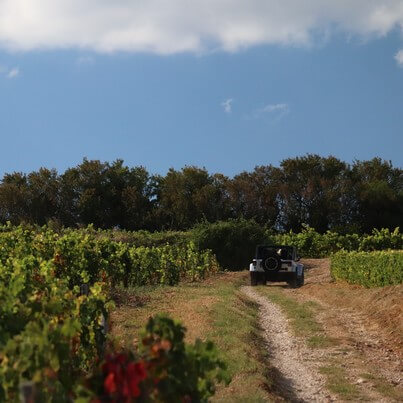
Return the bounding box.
[253,271,296,282]
[266,272,296,282]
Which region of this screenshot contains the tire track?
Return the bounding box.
[242,286,334,402]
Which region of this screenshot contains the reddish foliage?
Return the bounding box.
[102,354,147,401]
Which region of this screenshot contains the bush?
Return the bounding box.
[192,219,266,271]
[95,228,191,248]
[330,250,403,287]
[0,223,226,401]
[78,315,229,402]
[269,226,402,258]
[0,225,220,288]
[0,259,111,402]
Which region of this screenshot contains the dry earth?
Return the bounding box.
[246,259,403,402]
[243,286,335,402]
[112,262,402,401]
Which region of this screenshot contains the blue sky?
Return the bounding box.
[0,1,402,177]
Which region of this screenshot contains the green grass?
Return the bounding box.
[257,287,335,347]
[307,334,335,348]
[360,372,402,400]
[209,285,272,402]
[319,365,361,400]
[111,273,277,402]
[256,287,369,400]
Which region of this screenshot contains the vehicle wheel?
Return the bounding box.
[297,272,304,287]
[257,272,266,285]
[250,272,258,286]
[288,273,298,288]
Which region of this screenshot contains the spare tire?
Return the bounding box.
[263,253,281,272]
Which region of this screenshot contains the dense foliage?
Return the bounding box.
[80,315,229,402]
[99,229,191,248]
[192,219,266,270]
[0,226,225,401]
[0,258,111,401]
[0,225,219,287]
[330,250,403,287]
[270,226,403,258]
[1,155,401,233]
[189,222,402,268]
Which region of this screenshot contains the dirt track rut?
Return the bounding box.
[242,286,334,402]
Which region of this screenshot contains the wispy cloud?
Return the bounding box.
[76,55,94,65]
[395,50,403,67]
[249,103,290,120]
[221,98,233,114]
[261,103,289,113]
[6,67,19,79]
[1,65,20,79]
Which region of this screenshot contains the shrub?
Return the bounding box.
[192,219,266,270]
[330,250,403,287]
[95,228,191,248]
[269,226,402,258]
[0,259,111,401]
[78,315,229,402]
[0,225,220,288]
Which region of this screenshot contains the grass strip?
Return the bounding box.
[319,365,360,400]
[111,273,278,402]
[257,287,334,348]
[360,372,402,400]
[257,286,366,400]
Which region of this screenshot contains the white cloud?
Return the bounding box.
[250,103,290,120]
[221,98,233,114]
[395,49,403,67]
[261,103,289,113]
[0,1,403,54]
[6,67,19,79]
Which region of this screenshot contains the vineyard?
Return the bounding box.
[0,225,222,401]
[0,224,219,287]
[269,226,403,258]
[330,250,403,287]
[0,223,402,401]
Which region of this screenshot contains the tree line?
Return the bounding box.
[0,154,401,233]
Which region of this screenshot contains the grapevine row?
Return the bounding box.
[0,225,221,401]
[330,250,403,287]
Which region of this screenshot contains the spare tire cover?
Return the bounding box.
[264,254,281,271]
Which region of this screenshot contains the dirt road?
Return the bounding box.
[243,286,335,402]
[113,262,402,401]
[243,260,403,402]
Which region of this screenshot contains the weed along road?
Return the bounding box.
[113,259,403,402]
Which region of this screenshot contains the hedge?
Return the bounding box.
[330,250,403,287]
[192,219,266,271]
[270,226,402,258]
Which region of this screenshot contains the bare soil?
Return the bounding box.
[242,286,335,402]
[112,264,402,401]
[247,259,403,402]
[300,258,403,352]
[294,259,403,388]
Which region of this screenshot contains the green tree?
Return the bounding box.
[0,172,31,224]
[350,158,403,232]
[155,166,230,229]
[275,155,348,232]
[227,165,279,227]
